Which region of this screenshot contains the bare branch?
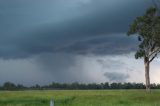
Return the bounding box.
[149,53,157,63]
[149,47,160,57]
[149,48,160,63]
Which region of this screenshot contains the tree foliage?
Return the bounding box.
[1,81,160,90]
[128,7,160,61]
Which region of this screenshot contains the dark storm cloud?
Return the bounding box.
[0,0,158,85]
[104,72,129,82]
[57,34,138,55]
[0,0,152,59]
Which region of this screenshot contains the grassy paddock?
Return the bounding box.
[0,90,160,106]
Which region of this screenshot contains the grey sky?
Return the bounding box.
[0,0,159,85]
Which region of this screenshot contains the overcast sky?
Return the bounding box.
[0,0,160,86]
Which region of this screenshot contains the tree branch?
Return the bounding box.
[149,49,160,63]
[149,47,160,57]
[149,53,157,63]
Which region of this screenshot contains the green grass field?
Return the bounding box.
[0,90,160,106]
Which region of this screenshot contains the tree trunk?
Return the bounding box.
[144,56,150,92]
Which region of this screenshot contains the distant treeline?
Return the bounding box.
[1,82,160,90]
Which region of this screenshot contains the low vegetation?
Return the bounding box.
[0,90,160,106]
